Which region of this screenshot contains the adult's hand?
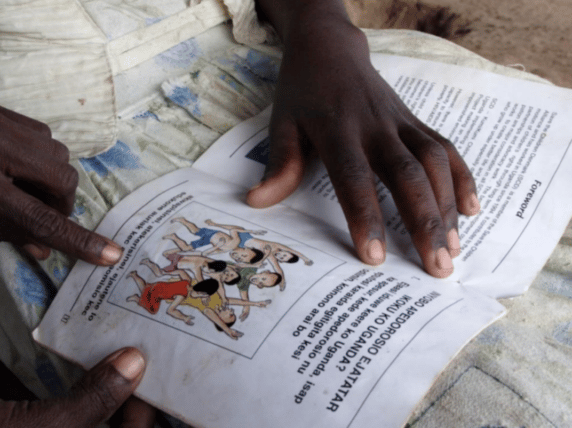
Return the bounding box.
[0,106,123,265]
[249,0,480,278]
[0,347,154,428]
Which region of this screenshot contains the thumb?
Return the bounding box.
[246,117,307,208]
[66,347,146,426]
[11,348,146,428]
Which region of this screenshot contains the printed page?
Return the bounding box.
[34,167,503,428]
[193,53,572,298]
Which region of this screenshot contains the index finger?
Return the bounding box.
[1,183,123,265]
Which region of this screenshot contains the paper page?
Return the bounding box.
[193,53,572,298]
[34,167,503,428]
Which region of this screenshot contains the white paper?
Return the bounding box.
[194,53,572,298]
[34,53,572,428]
[34,168,503,428]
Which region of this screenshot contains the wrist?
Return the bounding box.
[282,17,370,66]
[256,0,354,43]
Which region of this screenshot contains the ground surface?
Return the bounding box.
[344,0,572,88]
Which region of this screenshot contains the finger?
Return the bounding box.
[0,111,69,163]
[420,124,480,216]
[109,397,155,428]
[2,348,145,428]
[7,149,77,215]
[0,105,53,138]
[400,127,460,258]
[247,116,306,208]
[317,130,386,265]
[0,183,123,265]
[369,133,453,277]
[22,243,51,260]
[61,348,146,428]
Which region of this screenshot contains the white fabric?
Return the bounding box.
[0,0,550,159]
[0,0,273,158]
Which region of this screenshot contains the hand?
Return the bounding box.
[228,329,244,340]
[239,306,250,321]
[200,295,211,307]
[247,8,479,278]
[0,106,123,265]
[0,347,154,428]
[256,299,272,308]
[304,259,313,266]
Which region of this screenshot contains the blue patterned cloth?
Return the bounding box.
[0,33,278,408]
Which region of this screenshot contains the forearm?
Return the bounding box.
[227,297,261,306]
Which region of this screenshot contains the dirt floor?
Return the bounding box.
[344,0,572,88]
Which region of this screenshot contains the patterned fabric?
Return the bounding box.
[1,3,571,427]
[0,0,274,158]
[0,27,279,403]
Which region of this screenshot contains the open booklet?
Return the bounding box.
[34,53,572,427]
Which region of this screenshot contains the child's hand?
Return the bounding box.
[249,3,479,278]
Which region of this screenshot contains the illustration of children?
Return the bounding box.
[130,260,270,339]
[126,270,203,325]
[224,266,283,321]
[152,251,241,306]
[204,219,313,290]
[165,217,266,257]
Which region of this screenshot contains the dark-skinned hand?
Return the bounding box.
[0,106,123,265]
[249,1,480,278]
[0,347,155,428]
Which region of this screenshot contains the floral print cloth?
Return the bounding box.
[1,2,571,426]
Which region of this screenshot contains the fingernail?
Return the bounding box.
[435,247,454,277]
[467,193,481,216]
[447,229,461,258]
[110,348,145,381]
[101,243,123,265]
[249,182,263,192]
[367,239,385,264]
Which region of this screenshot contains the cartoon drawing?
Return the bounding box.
[165,217,266,258]
[156,251,240,306]
[202,220,313,291]
[223,266,283,321]
[126,270,200,325]
[128,260,271,340]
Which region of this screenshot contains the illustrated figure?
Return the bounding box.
[214,265,282,321]
[203,219,313,290]
[155,251,241,306]
[164,217,266,259]
[128,260,271,339]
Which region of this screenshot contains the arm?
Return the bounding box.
[205,219,266,235]
[248,0,479,278]
[267,255,286,291]
[166,295,195,325]
[216,279,228,307]
[227,297,272,308]
[238,289,251,321]
[200,236,231,256]
[202,308,244,339]
[275,244,313,265]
